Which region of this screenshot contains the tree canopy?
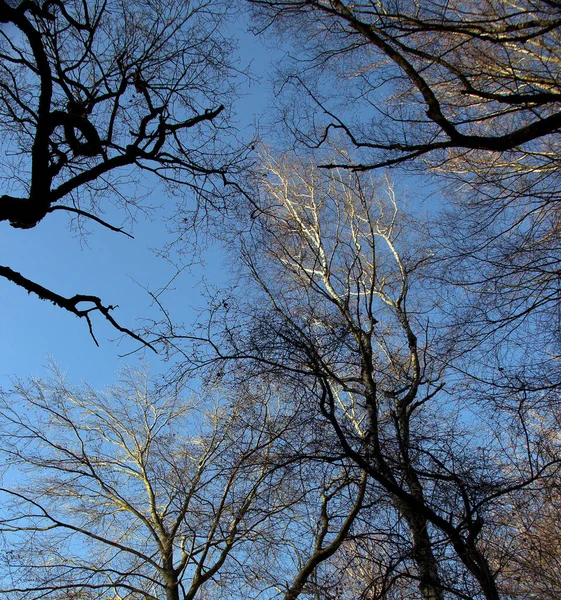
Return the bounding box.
[1,1,561,599]
[0,0,244,345]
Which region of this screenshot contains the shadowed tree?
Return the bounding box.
[0,0,245,344]
[246,0,561,397]
[249,0,561,169]
[180,152,561,599]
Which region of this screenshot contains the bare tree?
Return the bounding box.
[495,487,561,599]
[246,0,561,396]
[278,469,367,600]
[0,366,295,600]
[249,0,561,169]
[0,0,244,344]
[483,395,561,600]
[187,155,467,598]
[184,153,561,599]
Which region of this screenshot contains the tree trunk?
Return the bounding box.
[165,580,180,600]
[400,503,445,600]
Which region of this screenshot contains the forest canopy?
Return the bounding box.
[1,1,561,599]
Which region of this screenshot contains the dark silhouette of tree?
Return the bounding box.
[179,153,561,599]
[249,0,561,169]
[0,0,244,345]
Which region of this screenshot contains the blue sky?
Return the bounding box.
[0,10,435,392]
[0,13,277,390]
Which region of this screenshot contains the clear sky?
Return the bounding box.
[0,11,277,390]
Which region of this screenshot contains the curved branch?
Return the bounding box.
[284,471,367,600]
[46,205,134,238]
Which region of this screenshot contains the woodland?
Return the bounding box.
[1,1,561,599]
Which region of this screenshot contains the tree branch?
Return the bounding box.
[0,265,155,350]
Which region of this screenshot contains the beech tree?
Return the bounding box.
[0,364,380,600]
[484,394,561,599]
[0,0,243,344]
[247,0,561,394]
[249,0,561,168]
[3,1,561,597]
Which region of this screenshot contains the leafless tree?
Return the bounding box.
[0,366,296,600]
[278,470,367,600]
[483,395,561,600]
[0,361,384,600]
[185,154,470,598]
[0,0,245,344]
[183,152,561,599]
[249,0,561,169]
[246,0,561,397]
